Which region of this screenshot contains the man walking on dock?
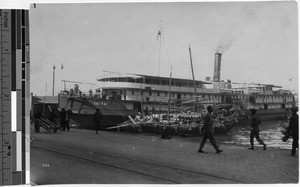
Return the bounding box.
[198,105,223,154]
[93,108,102,134]
[248,109,267,150]
[288,107,298,156]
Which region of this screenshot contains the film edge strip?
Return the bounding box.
[0,9,30,185]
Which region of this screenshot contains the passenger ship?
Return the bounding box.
[58,52,297,129]
[96,72,295,119]
[96,53,296,118]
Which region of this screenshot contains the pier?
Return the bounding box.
[30,121,298,184]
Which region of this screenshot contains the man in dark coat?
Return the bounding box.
[161,123,171,139]
[93,108,102,134]
[34,111,42,133]
[59,108,67,131]
[249,109,267,150]
[288,107,298,156]
[198,106,223,154]
[65,109,73,132]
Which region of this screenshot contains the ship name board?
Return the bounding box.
[93,101,108,106]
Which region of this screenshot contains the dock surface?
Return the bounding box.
[30,125,298,184]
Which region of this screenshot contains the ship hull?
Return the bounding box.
[58,93,290,131]
[69,113,129,130]
[256,108,289,121]
[58,94,137,129]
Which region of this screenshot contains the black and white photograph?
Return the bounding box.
[28,1,298,185]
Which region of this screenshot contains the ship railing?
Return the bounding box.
[59,90,103,99]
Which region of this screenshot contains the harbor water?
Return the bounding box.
[222,120,292,150]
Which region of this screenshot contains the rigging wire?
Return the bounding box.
[30,25,56,49]
[139,31,159,75]
[162,34,173,69]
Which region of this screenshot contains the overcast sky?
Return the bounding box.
[29,1,298,96]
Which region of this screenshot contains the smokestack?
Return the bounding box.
[213,53,222,82]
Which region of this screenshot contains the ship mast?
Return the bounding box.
[168,67,172,122]
[189,46,197,110]
[157,21,162,77]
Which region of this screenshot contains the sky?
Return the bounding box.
[28,1,298,96]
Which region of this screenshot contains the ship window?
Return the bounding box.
[141,91,143,95]
[208,95,210,98]
[149,91,152,96]
[215,95,217,98]
[202,95,205,98]
[146,97,149,102]
[184,93,186,97]
[131,90,134,95]
[157,92,160,96]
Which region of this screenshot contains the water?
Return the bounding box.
[226,120,293,150]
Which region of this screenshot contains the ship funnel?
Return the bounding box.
[213,53,222,82]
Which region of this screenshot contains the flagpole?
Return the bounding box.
[52,65,55,96]
[44,83,47,116]
[61,63,65,91]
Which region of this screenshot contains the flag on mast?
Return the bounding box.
[157,30,161,40]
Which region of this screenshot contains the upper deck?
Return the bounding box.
[96,73,290,96]
[97,73,210,88]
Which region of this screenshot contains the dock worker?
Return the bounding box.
[288,107,298,156]
[89,89,93,98]
[65,109,73,132]
[198,105,223,154]
[34,111,42,133]
[135,112,142,122]
[59,108,67,131]
[93,108,102,134]
[161,123,171,139]
[248,109,267,150]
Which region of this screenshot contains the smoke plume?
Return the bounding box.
[216,7,258,54]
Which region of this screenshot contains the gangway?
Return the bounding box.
[35,117,59,133]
